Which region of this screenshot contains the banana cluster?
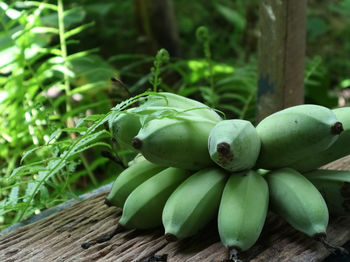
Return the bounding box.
[103,92,350,260]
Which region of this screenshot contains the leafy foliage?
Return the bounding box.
[0,1,121,228]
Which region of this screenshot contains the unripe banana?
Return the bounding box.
[105,158,165,207]
[132,115,217,170]
[109,90,222,149]
[109,108,141,150]
[208,120,261,172]
[218,170,269,258]
[127,153,146,166]
[162,167,228,241]
[304,169,350,216]
[256,104,343,170]
[290,107,350,172]
[109,106,182,149]
[265,168,329,238]
[119,167,191,229]
[142,92,222,122]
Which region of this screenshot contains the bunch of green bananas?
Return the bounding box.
[99,92,350,260]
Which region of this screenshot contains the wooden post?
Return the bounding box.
[134,0,181,57]
[257,0,307,122]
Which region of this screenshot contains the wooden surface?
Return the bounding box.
[257,0,306,121]
[1,156,350,262]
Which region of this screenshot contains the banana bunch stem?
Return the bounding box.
[315,234,349,255]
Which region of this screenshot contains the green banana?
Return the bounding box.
[255,104,343,170]
[127,153,146,166]
[290,107,350,172]
[109,90,223,149]
[142,92,222,123]
[105,158,165,207]
[304,169,350,216]
[162,167,228,241]
[208,119,261,172]
[119,167,191,229]
[218,170,269,259]
[109,108,141,150]
[132,115,217,170]
[265,168,329,238]
[109,106,182,149]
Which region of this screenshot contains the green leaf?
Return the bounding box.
[0,2,21,19]
[47,130,62,144]
[21,146,46,164]
[215,4,245,31]
[219,93,248,103]
[51,65,75,77]
[31,27,59,34]
[16,1,58,11]
[10,165,46,180]
[39,185,49,203]
[218,104,242,115]
[8,186,19,206]
[68,81,106,95]
[72,130,110,154]
[24,182,37,204]
[61,127,87,134]
[64,22,94,39]
[66,48,99,61]
[74,142,112,155]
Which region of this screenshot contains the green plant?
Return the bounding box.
[0,0,119,228]
[149,48,170,92]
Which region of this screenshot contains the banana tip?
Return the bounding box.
[331,122,343,135]
[165,233,178,242]
[228,246,242,261]
[217,142,231,156]
[132,137,142,149]
[104,198,112,206]
[315,233,348,255]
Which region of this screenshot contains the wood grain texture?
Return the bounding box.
[1,156,350,262]
[257,0,306,122]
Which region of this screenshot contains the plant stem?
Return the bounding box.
[17,112,112,222]
[57,0,72,123]
[80,152,98,187]
[57,0,97,186]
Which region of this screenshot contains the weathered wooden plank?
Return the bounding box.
[257,0,306,121]
[1,156,350,262]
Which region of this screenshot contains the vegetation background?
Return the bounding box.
[0,0,349,229]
